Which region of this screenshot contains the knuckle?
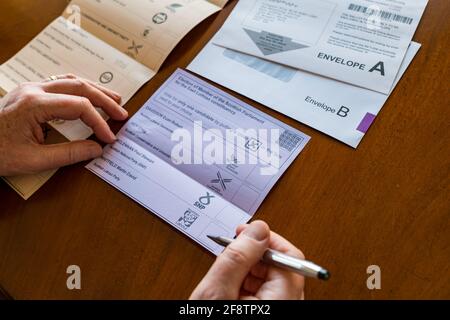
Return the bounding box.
[18,91,40,106]
[19,81,39,90]
[222,246,250,267]
[77,97,92,110]
[72,78,87,90]
[66,73,77,79]
[66,146,78,164]
[17,82,31,91]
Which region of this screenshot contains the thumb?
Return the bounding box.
[191,220,270,299]
[35,140,102,171]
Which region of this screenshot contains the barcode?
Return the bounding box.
[348,3,413,25]
[278,130,303,152]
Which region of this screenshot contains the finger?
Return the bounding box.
[268,231,305,259]
[236,224,246,235]
[239,227,305,300]
[190,221,270,299]
[237,225,269,280]
[42,78,127,120]
[238,225,269,280]
[261,231,305,299]
[45,74,122,104]
[42,78,125,118]
[240,224,304,258]
[52,74,77,80]
[243,275,264,293]
[38,93,116,143]
[85,79,122,104]
[212,221,269,289]
[250,262,268,280]
[240,226,304,275]
[32,140,102,171]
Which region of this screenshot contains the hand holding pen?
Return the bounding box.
[190,221,328,300]
[207,235,329,281]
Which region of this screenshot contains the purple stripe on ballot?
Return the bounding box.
[357,113,376,133]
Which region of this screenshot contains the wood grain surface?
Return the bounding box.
[0,0,449,299]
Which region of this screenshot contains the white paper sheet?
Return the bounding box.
[213,0,427,94]
[188,40,421,148]
[63,0,229,71]
[0,0,231,200]
[0,17,154,199]
[0,17,155,141]
[86,69,310,253]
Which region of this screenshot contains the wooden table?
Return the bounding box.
[1,0,449,300]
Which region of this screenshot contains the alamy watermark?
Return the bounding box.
[366,265,381,290]
[65,264,382,291]
[64,4,81,30]
[66,265,81,290]
[365,5,383,30]
[170,121,283,176]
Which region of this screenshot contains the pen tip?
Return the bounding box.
[318,269,330,281]
[207,235,216,241]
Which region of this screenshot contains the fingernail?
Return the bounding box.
[108,131,117,142]
[113,93,122,103]
[120,107,128,117]
[243,223,267,241]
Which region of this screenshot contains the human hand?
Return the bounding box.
[190,220,305,300]
[0,74,127,176]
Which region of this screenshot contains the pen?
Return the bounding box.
[207,235,330,281]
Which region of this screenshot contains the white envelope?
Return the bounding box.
[188,40,421,148]
[213,0,428,94]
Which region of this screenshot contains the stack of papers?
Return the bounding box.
[0,0,430,255]
[0,0,230,199]
[188,0,428,147]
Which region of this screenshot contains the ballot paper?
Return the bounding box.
[188,39,421,148]
[86,69,309,254]
[62,0,228,72]
[0,0,229,199]
[213,0,427,94]
[0,17,154,140]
